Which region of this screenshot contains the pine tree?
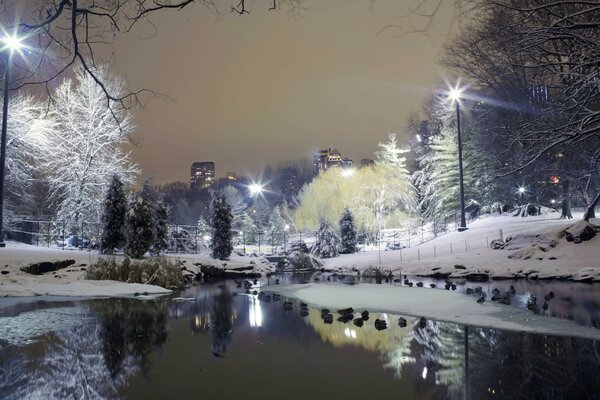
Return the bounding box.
[153,201,169,255]
[311,220,340,258]
[267,206,285,246]
[240,212,256,244]
[124,188,156,259]
[339,208,357,254]
[100,175,127,254]
[210,195,233,260]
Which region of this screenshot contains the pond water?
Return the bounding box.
[1,278,600,399]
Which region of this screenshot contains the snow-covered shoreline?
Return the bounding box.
[0,241,274,299]
[273,283,600,340]
[322,213,600,282]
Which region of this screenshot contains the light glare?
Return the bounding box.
[249,182,264,196]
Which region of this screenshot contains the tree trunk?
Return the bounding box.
[583,192,600,221]
[561,180,573,219]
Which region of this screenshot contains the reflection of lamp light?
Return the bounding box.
[249,295,263,328]
[551,199,556,204]
[518,186,526,194]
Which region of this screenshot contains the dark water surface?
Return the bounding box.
[1,278,600,400]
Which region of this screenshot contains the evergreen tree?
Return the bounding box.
[339,208,357,254]
[153,201,169,255]
[267,206,285,246]
[100,175,127,254]
[413,124,493,231]
[124,187,156,259]
[210,195,233,260]
[311,220,340,258]
[197,215,210,235]
[240,212,256,244]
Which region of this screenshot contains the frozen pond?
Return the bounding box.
[1,278,600,399]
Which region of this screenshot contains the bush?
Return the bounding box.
[85,257,183,289]
[281,251,323,271]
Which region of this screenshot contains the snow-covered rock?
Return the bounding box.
[565,220,597,243]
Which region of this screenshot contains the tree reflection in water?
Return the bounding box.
[413,319,600,399]
[0,298,169,400]
[210,289,234,357]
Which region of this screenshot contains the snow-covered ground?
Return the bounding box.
[322,212,600,282]
[274,283,600,340]
[0,242,273,298]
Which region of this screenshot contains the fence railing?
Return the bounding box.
[6,214,476,258]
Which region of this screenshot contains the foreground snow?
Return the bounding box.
[0,241,273,298]
[323,212,600,281]
[274,283,600,340]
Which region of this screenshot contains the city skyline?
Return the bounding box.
[111,1,456,184]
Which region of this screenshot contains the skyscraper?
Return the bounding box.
[190,161,215,190]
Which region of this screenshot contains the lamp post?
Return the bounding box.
[0,32,25,247]
[449,86,468,232]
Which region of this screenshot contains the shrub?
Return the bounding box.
[85,257,183,289]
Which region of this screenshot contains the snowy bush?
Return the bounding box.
[210,195,233,260]
[85,257,183,289]
[289,240,309,253]
[168,227,198,253]
[281,251,323,271]
[339,208,357,254]
[311,220,340,258]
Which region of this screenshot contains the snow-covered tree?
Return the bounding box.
[339,208,357,254]
[153,202,169,255]
[311,220,340,258]
[375,133,410,168]
[210,195,233,260]
[197,215,210,235]
[413,123,492,231]
[221,186,247,228]
[100,175,127,254]
[240,212,256,244]
[267,206,285,246]
[1,94,55,219]
[125,188,156,259]
[43,66,138,226]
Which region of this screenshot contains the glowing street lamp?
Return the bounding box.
[340,168,354,178]
[248,182,264,197]
[0,30,27,247]
[448,83,468,232]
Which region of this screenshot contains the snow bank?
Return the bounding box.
[320,213,600,282]
[0,242,275,298]
[274,283,600,340]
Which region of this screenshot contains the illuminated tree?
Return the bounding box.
[43,66,138,226]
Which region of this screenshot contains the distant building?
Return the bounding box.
[190,161,215,191]
[360,158,374,168]
[313,148,352,175]
[226,172,237,181]
[280,167,299,203]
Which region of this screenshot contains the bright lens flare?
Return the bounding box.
[248,183,264,196]
[1,34,23,52]
[449,87,463,102]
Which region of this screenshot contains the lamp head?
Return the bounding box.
[248,182,264,196]
[1,33,24,54]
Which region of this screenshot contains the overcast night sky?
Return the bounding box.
[110,0,457,184]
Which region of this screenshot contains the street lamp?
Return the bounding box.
[448,84,468,232]
[0,31,26,247]
[248,182,264,197]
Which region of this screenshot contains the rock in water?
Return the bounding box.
[337,307,354,315]
[476,296,485,304]
[418,317,427,329]
[353,318,364,327]
[416,282,424,287]
[360,310,369,321]
[323,314,333,324]
[398,317,407,328]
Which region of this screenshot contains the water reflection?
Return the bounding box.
[1,281,600,399]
